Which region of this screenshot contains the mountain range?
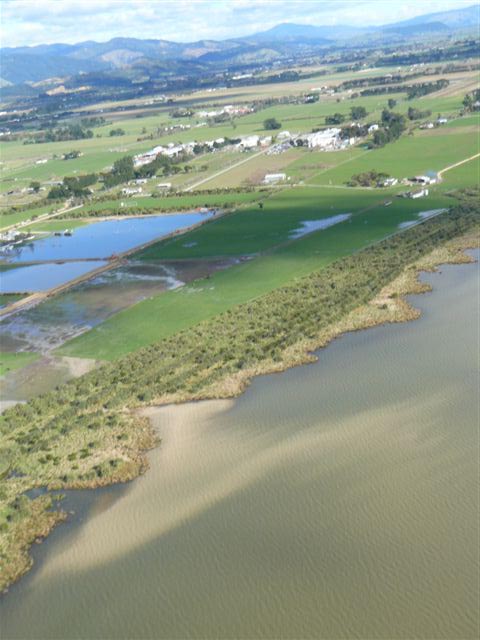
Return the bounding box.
[0,4,478,86]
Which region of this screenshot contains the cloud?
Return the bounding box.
[0,0,473,47]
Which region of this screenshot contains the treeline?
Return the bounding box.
[376,40,479,66]
[325,106,368,125]
[24,123,94,144]
[61,201,233,219]
[338,72,424,90]
[47,174,97,199]
[347,170,390,187]
[357,79,449,99]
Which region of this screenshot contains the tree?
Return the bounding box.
[264,117,281,130]
[462,94,474,111]
[407,107,431,121]
[109,128,125,137]
[388,98,397,109]
[29,181,41,193]
[325,113,345,125]
[350,106,367,120]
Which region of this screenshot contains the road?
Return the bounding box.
[437,153,480,180]
[0,202,84,233]
[184,146,272,192]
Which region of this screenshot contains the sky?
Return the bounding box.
[0,0,475,48]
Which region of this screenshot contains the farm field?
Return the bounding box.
[57,186,455,360]
[309,130,480,185]
[0,204,57,229]
[77,190,265,215]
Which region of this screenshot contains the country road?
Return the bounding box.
[184,146,272,192]
[0,202,84,233]
[437,152,480,180]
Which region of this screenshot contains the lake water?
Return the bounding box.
[4,213,212,264]
[1,255,478,639]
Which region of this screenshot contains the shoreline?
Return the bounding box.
[1,226,478,594]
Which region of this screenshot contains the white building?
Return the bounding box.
[263,173,287,184]
[411,175,436,185]
[383,177,398,187]
[437,117,448,125]
[368,123,379,133]
[157,183,172,189]
[122,187,143,195]
[238,135,260,149]
[409,188,429,199]
[277,131,291,140]
[299,128,342,150]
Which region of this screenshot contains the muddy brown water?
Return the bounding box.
[0,254,478,639]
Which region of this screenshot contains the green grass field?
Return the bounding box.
[79,190,264,215]
[0,204,57,229]
[0,351,39,376]
[309,130,479,185]
[28,218,89,232]
[57,185,455,360]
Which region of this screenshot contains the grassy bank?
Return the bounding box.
[1,198,478,591]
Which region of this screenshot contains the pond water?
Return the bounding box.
[0,259,235,356]
[3,212,212,264]
[0,261,107,294]
[1,255,478,639]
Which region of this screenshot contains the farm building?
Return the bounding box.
[238,135,260,149]
[409,188,429,199]
[263,173,287,184]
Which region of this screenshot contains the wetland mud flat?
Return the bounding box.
[1,251,478,639]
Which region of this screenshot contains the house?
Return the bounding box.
[134,178,148,185]
[411,175,437,185]
[157,182,172,190]
[420,122,435,129]
[277,131,291,140]
[263,173,287,184]
[368,123,379,133]
[436,118,448,125]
